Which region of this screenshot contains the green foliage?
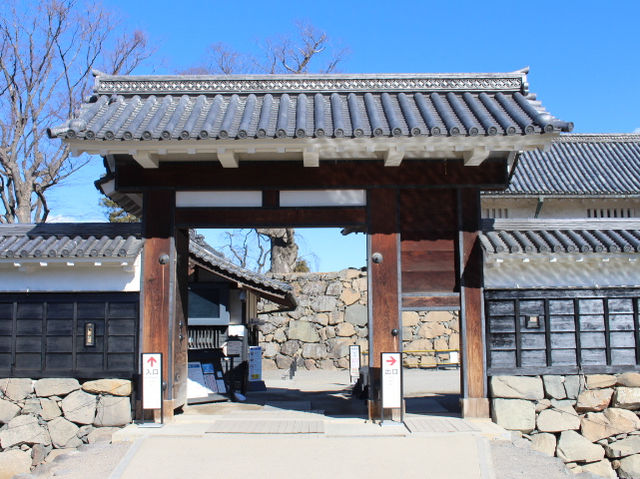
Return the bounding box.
[100,198,139,223]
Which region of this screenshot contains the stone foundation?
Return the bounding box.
[0,377,132,476]
[258,268,458,370]
[490,373,640,478]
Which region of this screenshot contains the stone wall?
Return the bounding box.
[0,377,132,477]
[258,268,458,370]
[490,373,640,478]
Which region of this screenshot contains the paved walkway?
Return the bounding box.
[108,370,507,479]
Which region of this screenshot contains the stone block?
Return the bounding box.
[581,408,640,442]
[405,339,432,353]
[336,322,356,337]
[0,398,20,423]
[340,288,359,306]
[327,338,352,359]
[345,304,367,327]
[537,405,580,432]
[0,449,32,479]
[613,387,640,410]
[48,417,79,449]
[31,444,52,466]
[0,415,51,448]
[280,340,301,357]
[81,379,131,397]
[62,390,96,425]
[273,329,287,343]
[490,376,544,400]
[535,399,552,413]
[87,427,120,444]
[491,398,536,433]
[576,388,613,412]
[94,396,131,427]
[448,333,460,349]
[356,327,368,338]
[325,281,342,296]
[619,454,640,478]
[585,374,617,389]
[288,321,320,342]
[77,425,94,439]
[402,311,420,327]
[45,448,76,463]
[604,436,640,458]
[303,359,317,370]
[312,314,329,326]
[580,459,616,479]
[262,359,277,370]
[22,398,43,415]
[617,372,640,388]
[310,296,337,313]
[556,430,605,463]
[418,322,446,339]
[542,375,566,399]
[261,342,279,358]
[34,378,80,397]
[530,433,556,456]
[337,357,349,369]
[302,343,327,360]
[564,375,584,399]
[425,311,453,323]
[275,355,293,369]
[0,378,33,401]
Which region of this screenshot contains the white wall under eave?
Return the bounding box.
[482,197,640,220]
[0,256,141,293]
[484,254,640,289]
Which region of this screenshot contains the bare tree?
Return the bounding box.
[198,22,347,273]
[0,0,153,223]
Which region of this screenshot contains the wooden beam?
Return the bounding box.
[114,158,509,192]
[217,149,239,168]
[303,149,320,167]
[142,190,175,422]
[457,188,488,418]
[402,294,460,309]
[367,188,400,421]
[463,147,489,166]
[175,206,366,228]
[132,151,159,169]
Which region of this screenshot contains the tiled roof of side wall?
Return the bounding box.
[499,134,640,196]
[480,219,640,254]
[48,72,572,141]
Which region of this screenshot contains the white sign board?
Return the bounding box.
[381,352,402,409]
[349,345,361,382]
[142,353,162,410]
[248,346,262,382]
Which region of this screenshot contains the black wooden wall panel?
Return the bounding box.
[0,293,139,379]
[486,289,640,375]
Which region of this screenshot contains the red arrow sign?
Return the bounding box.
[147,356,157,367]
[386,356,397,366]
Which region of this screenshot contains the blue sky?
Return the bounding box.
[47,0,640,271]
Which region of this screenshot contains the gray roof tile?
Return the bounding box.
[498,134,640,196]
[0,224,295,307]
[481,219,640,254]
[48,71,572,141]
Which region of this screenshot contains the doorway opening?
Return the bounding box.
[402,310,461,416]
[181,227,370,418]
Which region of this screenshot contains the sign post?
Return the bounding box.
[381,352,402,423]
[349,345,361,384]
[141,352,163,427]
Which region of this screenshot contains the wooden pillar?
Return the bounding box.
[367,189,401,421]
[457,189,489,418]
[142,190,176,421]
[172,228,189,409]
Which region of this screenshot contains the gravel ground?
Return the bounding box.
[15,442,133,479]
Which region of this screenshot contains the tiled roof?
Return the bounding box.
[497,134,640,196]
[481,219,640,254]
[0,223,143,260]
[189,232,296,309]
[0,224,295,307]
[48,71,572,142]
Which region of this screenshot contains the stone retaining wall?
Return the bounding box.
[0,377,132,477]
[258,269,458,370]
[491,373,640,478]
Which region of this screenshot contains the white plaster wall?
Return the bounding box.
[482,197,640,219]
[0,256,141,292]
[484,254,640,289]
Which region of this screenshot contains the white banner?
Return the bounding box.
[142,353,162,410]
[381,352,402,409]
